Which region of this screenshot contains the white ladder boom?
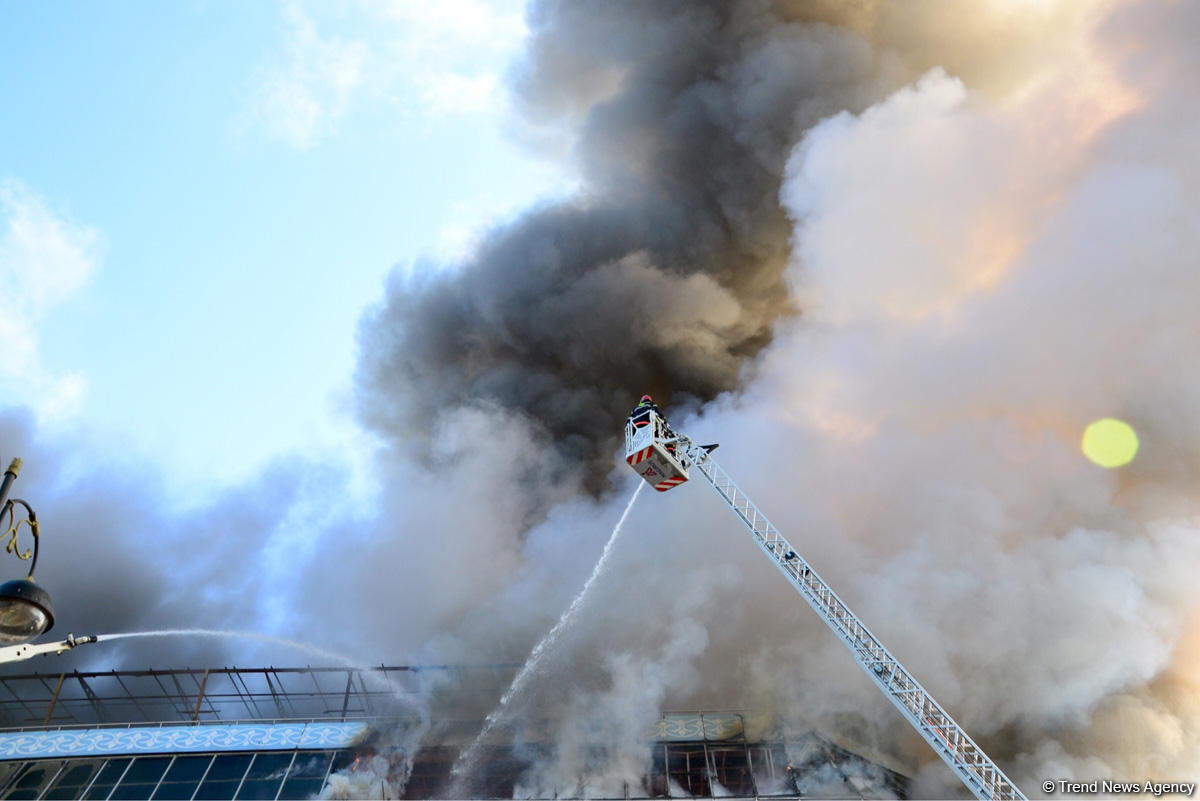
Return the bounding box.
[677,437,1026,801]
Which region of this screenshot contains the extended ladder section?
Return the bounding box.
[676,437,1026,801]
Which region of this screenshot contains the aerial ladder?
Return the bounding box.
[625,412,1026,801]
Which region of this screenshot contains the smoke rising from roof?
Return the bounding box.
[335,0,1200,793]
[0,407,370,672]
[5,0,1199,797]
[354,1,913,493]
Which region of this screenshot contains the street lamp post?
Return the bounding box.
[0,457,98,664]
[0,458,55,643]
[0,460,102,666]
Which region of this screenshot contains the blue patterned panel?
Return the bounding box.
[0,721,368,760]
[645,714,744,742]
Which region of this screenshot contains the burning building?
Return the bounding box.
[0,663,910,799]
[0,3,1195,800]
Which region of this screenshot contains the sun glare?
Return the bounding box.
[1081,418,1139,468]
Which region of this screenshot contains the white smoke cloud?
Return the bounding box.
[321,753,403,800]
[320,717,429,800]
[512,586,714,797]
[393,1,1200,793]
[10,3,1200,800]
[744,1,1200,786]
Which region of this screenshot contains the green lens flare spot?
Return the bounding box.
[1081,418,1139,468]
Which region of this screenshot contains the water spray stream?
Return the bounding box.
[448,481,644,794]
[98,629,358,665]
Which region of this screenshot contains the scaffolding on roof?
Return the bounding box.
[0,664,515,730]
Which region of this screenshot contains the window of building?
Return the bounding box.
[277,751,333,800]
[81,758,131,800]
[108,756,171,800]
[0,765,19,796]
[665,745,709,798]
[42,759,103,800]
[749,743,794,796]
[708,746,754,796]
[0,749,358,801]
[402,745,451,800]
[192,754,253,800]
[2,761,64,801]
[151,755,214,800]
[233,753,293,800]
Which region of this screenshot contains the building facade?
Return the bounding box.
[0,665,910,799]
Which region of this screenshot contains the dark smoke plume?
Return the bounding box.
[0,407,358,675]
[11,2,1186,795]
[356,1,906,490]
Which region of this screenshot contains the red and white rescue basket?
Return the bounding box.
[625,412,689,492]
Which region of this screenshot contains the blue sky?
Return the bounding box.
[1,0,558,493]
